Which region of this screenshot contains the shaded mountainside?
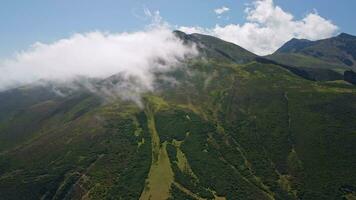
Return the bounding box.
[0,32,356,200]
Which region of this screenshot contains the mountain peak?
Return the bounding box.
[173,30,187,38]
[172,30,257,63]
[275,37,313,54]
[337,32,356,40]
[289,38,311,42]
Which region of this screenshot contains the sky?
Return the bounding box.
[1,0,355,58]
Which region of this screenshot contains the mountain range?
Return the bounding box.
[0,31,355,200]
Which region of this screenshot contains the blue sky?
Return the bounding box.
[1,0,355,58]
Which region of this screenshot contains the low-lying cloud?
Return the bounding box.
[0,0,340,106]
[0,24,197,105]
[180,0,338,55]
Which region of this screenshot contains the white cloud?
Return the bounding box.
[0,22,197,105]
[214,6,230,15]
[0,2,340,105]
[181,0,338,55]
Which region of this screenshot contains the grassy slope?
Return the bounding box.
[139,97,174,200]
[0,59,355,200]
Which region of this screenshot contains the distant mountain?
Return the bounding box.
[271,33,356,69]
[0,31,355,200]
[267,33,356,82]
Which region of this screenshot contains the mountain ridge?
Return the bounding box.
[0,30,355,200]
[272,32,356,68]
[174,30,257,64]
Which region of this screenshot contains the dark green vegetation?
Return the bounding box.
[0,32,355,200]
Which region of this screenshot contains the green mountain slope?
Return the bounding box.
[0,33,355,200]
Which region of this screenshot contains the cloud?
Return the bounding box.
[0,20,197,105]
[214,6,230,15]
[180,0,338,55]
